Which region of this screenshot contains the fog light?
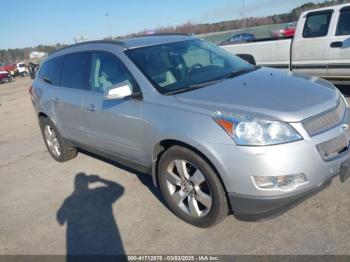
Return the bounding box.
[252,174,307,191]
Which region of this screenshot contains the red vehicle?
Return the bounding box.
[281,24,297,37]
[272,23,297,38]
[0,63,17,76]
[0,71,12,84]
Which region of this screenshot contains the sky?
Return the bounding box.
[0,0,320,49]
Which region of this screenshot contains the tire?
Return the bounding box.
[39,117,77,162]
[158,146,228,227]
[2,77,9,84]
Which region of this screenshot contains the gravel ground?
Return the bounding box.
[0,77,349,255]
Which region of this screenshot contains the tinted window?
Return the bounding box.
[303,12,332,38]
[61,52,89,89]
[89,52,135,93]
[336,10,350,36]
[38,56,63,85]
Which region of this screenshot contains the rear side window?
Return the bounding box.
[38,56,63,85]
[61,52,89,89]
[303,12,332,38]
[336,10,350,36]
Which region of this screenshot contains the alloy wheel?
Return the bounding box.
[164,159,212,217]
[44,125,61,158]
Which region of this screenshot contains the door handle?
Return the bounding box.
[53,97,59,104]
[330,41,343,48]
[87,104,96,112]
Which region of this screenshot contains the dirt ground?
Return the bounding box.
[0,77,349,255]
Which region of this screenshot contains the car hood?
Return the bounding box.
[175,68,339,122]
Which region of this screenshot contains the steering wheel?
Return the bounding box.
[188,63,204,75]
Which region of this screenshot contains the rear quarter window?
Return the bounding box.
[38,56,63,85]
[303,11,333,38]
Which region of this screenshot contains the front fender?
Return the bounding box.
[142,101,234,189]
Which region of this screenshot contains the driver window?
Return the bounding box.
[89,52,134,93]
[336,9,350,36]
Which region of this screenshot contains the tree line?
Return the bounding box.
[0,44,67,64]
[1,0,349,63]
[127,0,350,36]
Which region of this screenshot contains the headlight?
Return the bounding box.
[213,112,302,146]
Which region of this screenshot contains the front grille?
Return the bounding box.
[317,134,349,161]
[302,99,346,137]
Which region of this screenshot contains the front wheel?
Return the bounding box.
[158,146,228,227]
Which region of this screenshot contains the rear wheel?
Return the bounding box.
[39,117,77,162]
[2,77,9,84]
[158,146,228,227]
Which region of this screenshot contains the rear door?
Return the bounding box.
[52,52,89,143]
[81,51,144,164]
[292,9,333,77]
[327,6,350,79]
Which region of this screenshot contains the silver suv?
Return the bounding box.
[30,35,350,227]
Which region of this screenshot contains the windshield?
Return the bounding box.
[125,39,255,94]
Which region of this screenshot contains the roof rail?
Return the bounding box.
[48,40,127,56]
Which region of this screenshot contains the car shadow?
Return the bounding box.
[57,172,128,261]
[78,149,167,207]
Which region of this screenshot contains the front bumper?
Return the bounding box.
[202,105,350,220]
[228,175,333,221]
[228,159,350,221]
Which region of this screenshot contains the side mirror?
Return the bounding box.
[104,82,133,100]
[236,54,256,66]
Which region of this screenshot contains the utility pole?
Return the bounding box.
[242,0,246,29]
[105,12,113,40]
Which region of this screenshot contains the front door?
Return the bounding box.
[81,51,145,164]
[292,9,333,77]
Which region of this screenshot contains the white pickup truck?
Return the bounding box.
[221,4,350,85]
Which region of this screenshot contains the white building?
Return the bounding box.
[29,51,47,60]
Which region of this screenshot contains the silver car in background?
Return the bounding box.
[30,35,350,227]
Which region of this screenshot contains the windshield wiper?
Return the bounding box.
[164,66,260,95]
[224,66,259,79]
[165,79,225,95]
